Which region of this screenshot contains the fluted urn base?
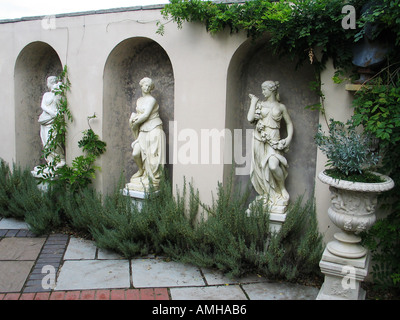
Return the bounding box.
[327,231,367,259]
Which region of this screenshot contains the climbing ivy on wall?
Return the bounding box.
[157,0,369,115]
[159,0,367,70]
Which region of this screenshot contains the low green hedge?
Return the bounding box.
[0,159,323,282]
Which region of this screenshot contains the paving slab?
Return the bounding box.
[170,285,247,300]
[0,237,45,260]
[0,218,29,230]
[202,268,268,286]
[242,281,319,300]
[54,259,130,291]
[97,248,124,260]
[63,237,97,260]
[0,261,35,292]
[132,258,205,288]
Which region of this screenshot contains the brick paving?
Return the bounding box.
[0,288,170,300]
[0,229,36,238]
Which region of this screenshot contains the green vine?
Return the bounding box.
[56,114,107,193]
[37,67,107,192]
[159,0,367,69]
[37,66,72,178]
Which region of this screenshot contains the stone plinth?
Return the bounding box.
[31,169,52,192]
[122,188,147,211]
[317,247,369,300]
[247,196,288,233]
[269,212,287,233]
[122,188,160,211]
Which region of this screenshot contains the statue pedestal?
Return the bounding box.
[122,188,160,211]
[31,169,52,192]
[247,197,288,233]
[269,212,287,233]
[316,247,369,300]
[122,188,147,211]
[269,198,288,232]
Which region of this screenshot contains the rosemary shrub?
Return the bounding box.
[0,163,323,283]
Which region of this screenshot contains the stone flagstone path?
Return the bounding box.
[0,217,319,300]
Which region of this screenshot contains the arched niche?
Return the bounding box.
[225,38,320,203]
[14,41,63,169]
[103,37,174,193]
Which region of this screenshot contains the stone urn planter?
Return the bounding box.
[317,170,394,300]
[314,118,395,299]
[318,170,394,259]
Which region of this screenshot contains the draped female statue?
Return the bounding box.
[126,77,166,192]
[247,81,293,213]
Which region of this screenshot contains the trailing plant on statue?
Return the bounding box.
[33,66,107,192]
[36,66,72,179]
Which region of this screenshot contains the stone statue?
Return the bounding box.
[126,77,166,192]
[32,76,65,177]
[247,81,293,214]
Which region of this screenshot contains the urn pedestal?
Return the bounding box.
[316,171,394,300]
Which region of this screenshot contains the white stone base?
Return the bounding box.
[247,197,288,233]
[122,188,160,211]
[269,213,287,233]
[122,188,147,199]
[316,248,370,300]
[122,188,147,211]
[31,170,53,192]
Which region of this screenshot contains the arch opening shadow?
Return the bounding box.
[14,41,62,169]
[225,38,320,204]
[103,37,174,194]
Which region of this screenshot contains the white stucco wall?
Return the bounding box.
[0,5,355,243]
